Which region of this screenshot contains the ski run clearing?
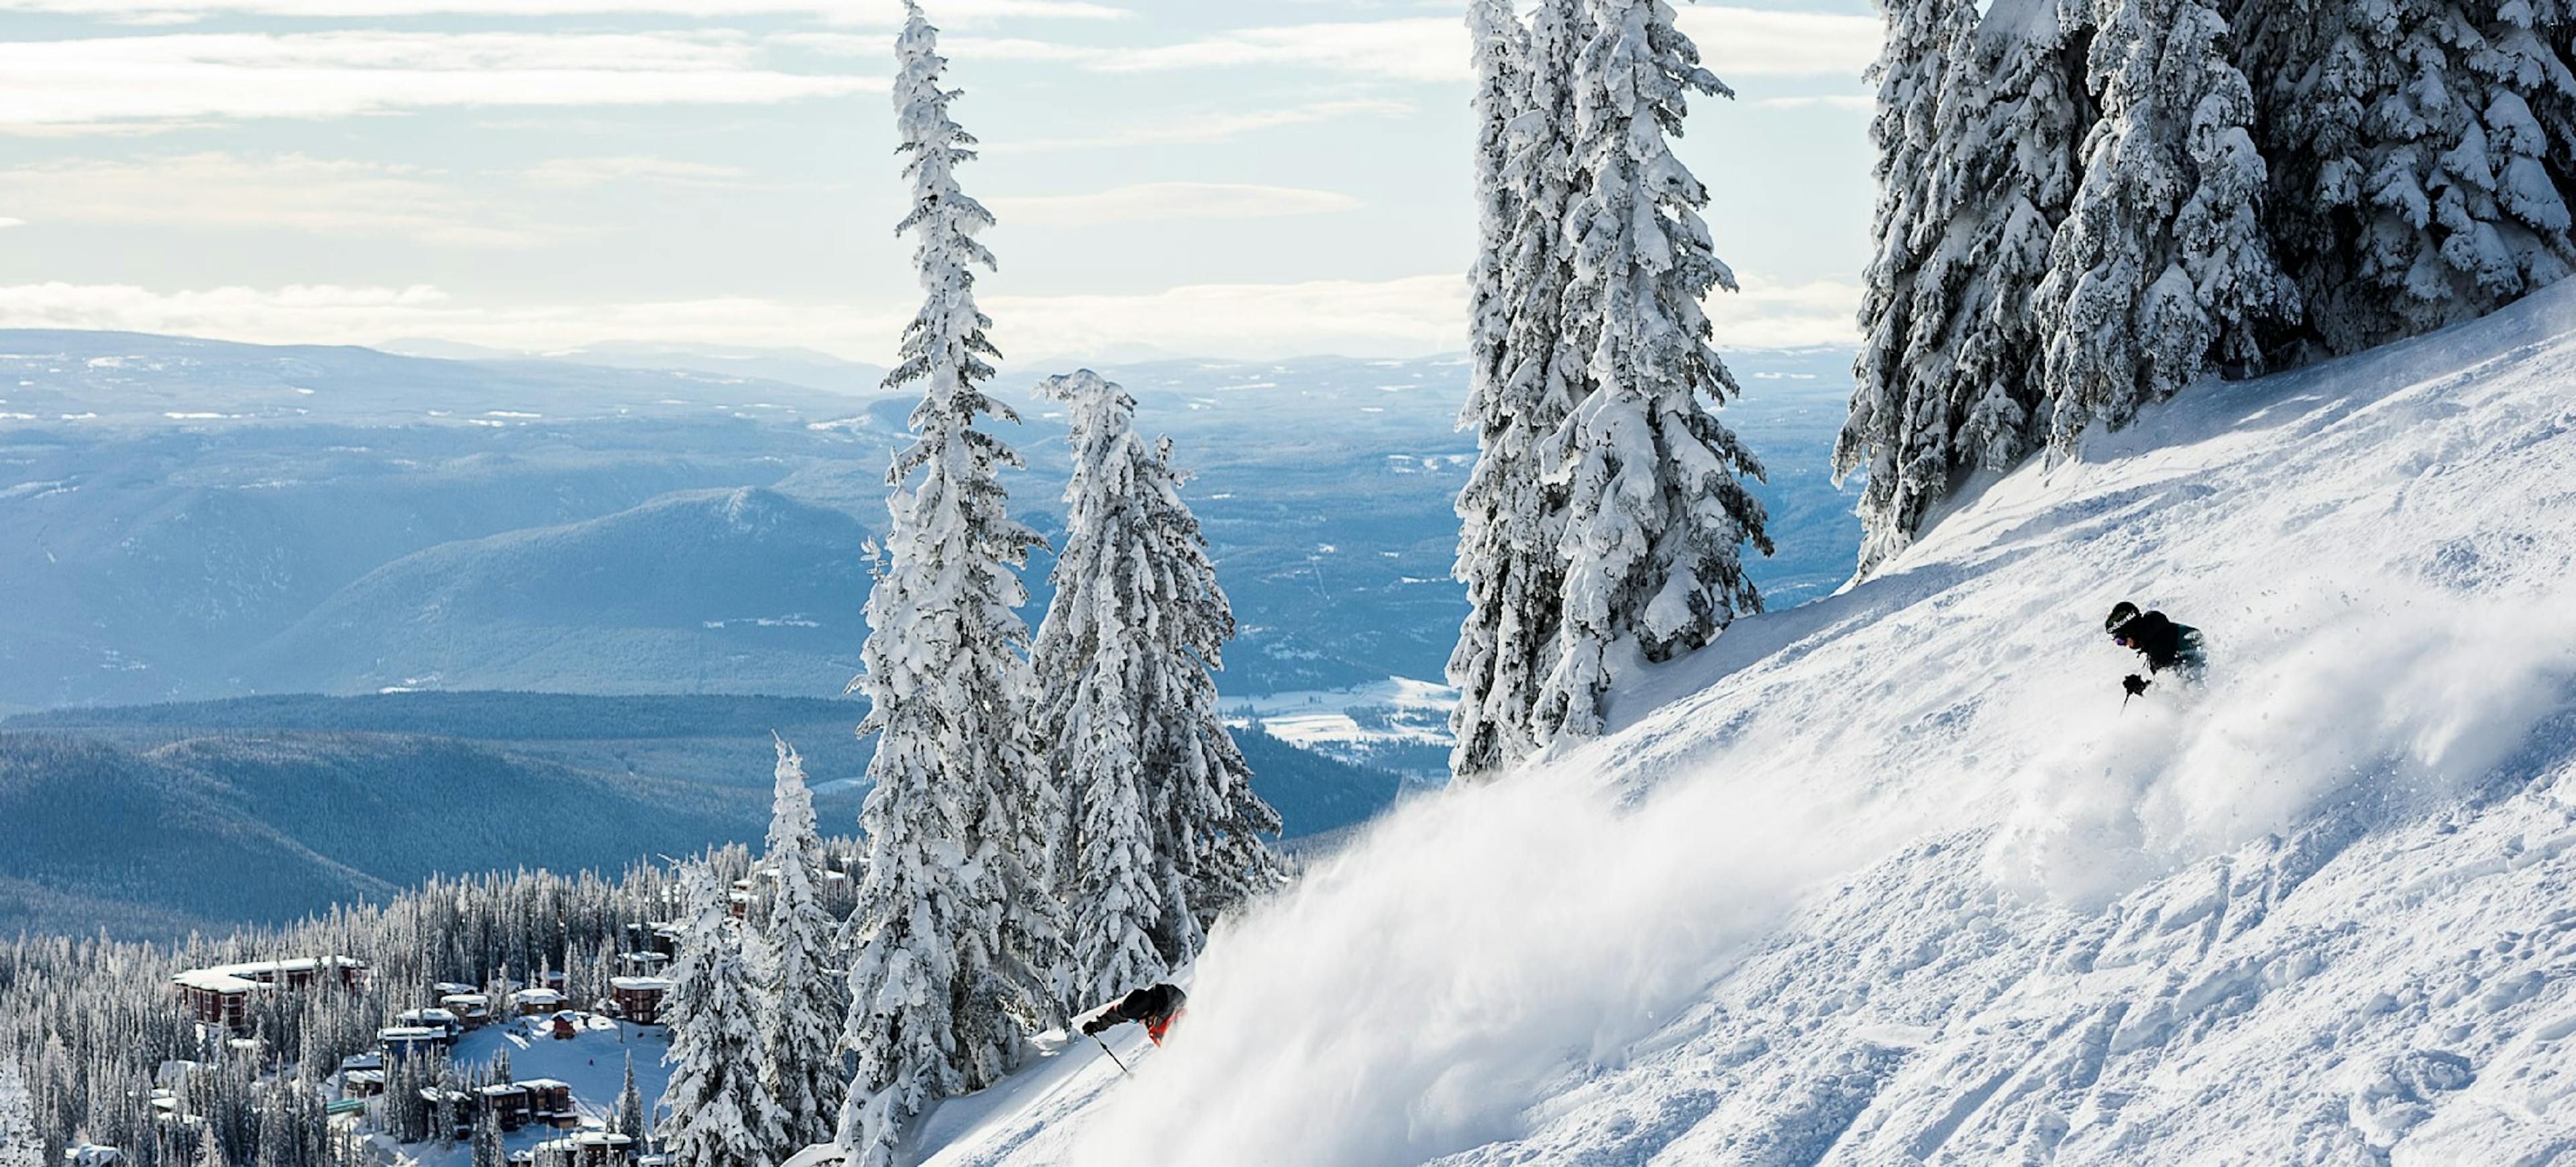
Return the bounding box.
[900,271,2576,1164]
[375,1013,672,1167]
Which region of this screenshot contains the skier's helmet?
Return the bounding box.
[2104,601,2141,634]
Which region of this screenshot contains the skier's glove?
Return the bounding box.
[1081,1016,1108,1036]
[2122,674,2149,698]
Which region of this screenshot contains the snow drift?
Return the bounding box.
[919,284,2576,1164]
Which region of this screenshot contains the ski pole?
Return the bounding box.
[1090,1033,1131,1076]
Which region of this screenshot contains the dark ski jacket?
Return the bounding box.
[1083,983,1188,1044]
[2114,610,2204,674]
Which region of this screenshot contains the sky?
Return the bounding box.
[0,0,1882,364]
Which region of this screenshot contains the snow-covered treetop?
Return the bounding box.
[885,0,1014,468]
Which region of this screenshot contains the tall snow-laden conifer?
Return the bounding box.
[1538,0,1772,738]
[1835,0,1978,575]
[0,1062,40,1167]
[2239,0,2576,355]
[838,5,1056,1165]
[1835,0,2084,573]
[469,1103,504,1167]
[760,740,845,1150]
[1032,370,1283,1006]
[1452,0,1591,777]
[1945,0,2086,476]
[612,1052,646,1146]
[2037,0,2294,452]
[1450,0,1539,780]
[659,865,786,1167]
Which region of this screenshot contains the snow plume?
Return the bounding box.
[1067,750,1870,1166]
[1994,586,2576,906]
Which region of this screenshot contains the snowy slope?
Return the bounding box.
[377,1013,674,1167]
[910,286,2576,1166]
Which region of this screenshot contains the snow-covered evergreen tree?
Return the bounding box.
[2037,0,2296,452]
[837,5,1057,1164]
[1466,0,1524,402]
[1537,0,1772,738]
[1450,0,1536,780]
[469,1104,504,1167]
[1834,0,2084,573]
[253,1086,295,1167]
[658,865,786,1167]
[1835,0,1978,575]
[193,1130,228,1167]
[0,1062,40,1167]
[1450,0,1590,777]
[612,1052,645,1145]
[1030,370,1284,1005]
[1945,0,2087,476]
[759,740,845,1150]
[2238,0,2576,355]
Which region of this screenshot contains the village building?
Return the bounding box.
[439,992,493,1028]
[511,987,567,1016]
[621,921,683,958]
[527,1130,635,1166]
[419,1086,476,1140]
[170,956,368,1032]
[606,976,672,1024]
[517,1078,578,1128]
[394,1006,462,1037]
[377,1025,455,1064]
[475,1082,533,1131]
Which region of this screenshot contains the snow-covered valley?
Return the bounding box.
[908,266,2576,1166]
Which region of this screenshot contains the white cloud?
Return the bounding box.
[515,155,751,190]
[0,31,882,132]
[1065,18,1462,82]
[990,274,1466,360]
[981,99,1416,153]
[0,218,23,229]
[1677,8,1881,82]
[941,8,1878,85]
[986,182,1360,227]
[0,272,1858,362]
[0,280,900,355]
[1708,275,1864,349]
[0,153,558,245]
[1752,94,1874,111]
[0,276,1459,361]
[0,0,1128,21]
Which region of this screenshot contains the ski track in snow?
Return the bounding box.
[917,287,2576,1164]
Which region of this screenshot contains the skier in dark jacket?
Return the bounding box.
[1080,983,1189,1046]
[2106,601,2205,698]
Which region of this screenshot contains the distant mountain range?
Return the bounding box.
[378,337,891,394]
[0,728,754,938]
[0,329,1862,713]
[2,690,1404,938]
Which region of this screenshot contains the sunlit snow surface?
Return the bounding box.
[918,288,2576,1164]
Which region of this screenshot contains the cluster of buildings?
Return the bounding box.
[165,955,680,1166]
